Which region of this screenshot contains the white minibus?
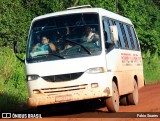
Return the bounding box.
[23,5,144,112]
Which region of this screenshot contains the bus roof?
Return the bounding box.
[32,7,132,25]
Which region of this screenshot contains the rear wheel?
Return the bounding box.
[106,81,119,112]
[127,80,138,105]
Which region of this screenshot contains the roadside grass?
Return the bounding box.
[0,47,28,112]
[0,47,159,112]
[143,51,160,84]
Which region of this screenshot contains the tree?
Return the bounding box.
[0,0,160,55]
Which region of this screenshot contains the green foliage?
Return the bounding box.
[0,0,160,112]
[143,51,160,83]
[0,47,28,112]
[117,0,160,54]
[0,0,33,51]
[0,0,160,54]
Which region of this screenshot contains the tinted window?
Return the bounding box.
[130,26,139,50]
[27,13,101,62]
[115,21,125,48]
[103,18,111,43]
[103,18,140,51]
[127,25,135,49]
[123,24,132,49]
[109,19,113,26]
[119,23,129,49]
[108,20,120,47]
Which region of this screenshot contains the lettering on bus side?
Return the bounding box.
[121,53,142,66]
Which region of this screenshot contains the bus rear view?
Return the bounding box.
[26,5,144,112]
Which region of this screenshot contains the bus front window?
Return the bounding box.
[26,13,101,62]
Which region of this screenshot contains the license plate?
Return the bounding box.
[55,94,72,102]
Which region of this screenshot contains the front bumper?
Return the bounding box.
[28,86,110,107]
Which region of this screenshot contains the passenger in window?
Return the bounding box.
[56,25,73,51]
[63,26,73,49]
[59,24,79,51]
[32,36,56,52]
[57,26,70,38]
[82,26,99,43]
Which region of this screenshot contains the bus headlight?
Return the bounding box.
[86,67,105,74]
[33,89,41,94]
[27,75,39,81]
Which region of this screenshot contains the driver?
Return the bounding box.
[32,36,56,52]
[82,26,99,43]
[60,26,100,53]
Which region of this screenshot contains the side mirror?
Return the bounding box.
[13,41,19,53]
[110,25,118,44]
[13,41,25,63]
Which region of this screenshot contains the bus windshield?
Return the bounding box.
[26,13,101,62]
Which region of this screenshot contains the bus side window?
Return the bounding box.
[130,26,140,50]
[123,24,132,49]
[127,25,135,49]
[109,19,113,26]
[103,18,112,49]
[115,21,125,48]
[109,20,120,48]
[119,23,129,49]
[113,21,121,48]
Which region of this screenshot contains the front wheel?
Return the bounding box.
[106,81,119,112]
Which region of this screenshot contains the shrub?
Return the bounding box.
[0,47,28,112]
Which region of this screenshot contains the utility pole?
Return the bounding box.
[115,0,118,13]
[74,0,80,6]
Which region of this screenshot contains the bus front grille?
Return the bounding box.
[40,84,88,95]
[42,72,83,82]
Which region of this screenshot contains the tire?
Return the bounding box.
[120,95,128,106]
[127,80,138,105]
[106,81,119,112]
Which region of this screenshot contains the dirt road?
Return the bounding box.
[1,83,160,121]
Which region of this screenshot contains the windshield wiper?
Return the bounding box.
[62,37,92,55]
